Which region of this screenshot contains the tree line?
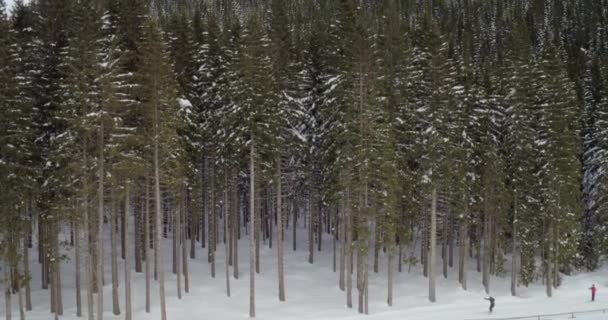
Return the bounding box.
[1,0,608,319]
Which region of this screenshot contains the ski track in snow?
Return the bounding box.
[2,222,607,320]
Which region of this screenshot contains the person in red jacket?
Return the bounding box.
[590,284,597,302]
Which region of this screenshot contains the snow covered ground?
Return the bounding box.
[2,224,608,320]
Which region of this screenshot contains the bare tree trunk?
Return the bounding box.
[346,189,353,309]
[96,121,104,320]
[398,237,403,273]
[82,149,94,320]
[232,173,239,279]
[459,220,467,291]
[23,237,31,311]
[183,186,190,294]
[75,219,82,317]
[546,222,553,297]
[111,189,121,315]
[387,229,394,306]
[249,141,256,318]
[308,193,314,264]
[511,197,517,296]
[292,197,297,251]
[482,205,490,294]
[176,205,182,300]
[201,159,207,249]
[124,184,133,320]
[442,209,448,279]
[54,225,63,315]
[17,261,24,320]
[155,110,167,320]
[224,174,231,297]
[277,160,285,301]
[145,180,151,313]
[339,198,345,291]
[429,187,437,303]
[5,266,12,320]
[209,162,216,278]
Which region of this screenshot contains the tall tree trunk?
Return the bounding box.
[96,120,104,320]
[224,174,231,297]
[232,173,239,279]
[75,218,82,317]
[249,141,256,318]
[111,189,121,315]
[482,204,490,294]
[83,146,94,320]
[511,197,518,296]
[346,189,353,308]
[387,229,394,306]
[23,237,31,311]
[209,162,216,278]
[339,198,345,291]
[54,225,63,315]
[292,197,297,251]
[201,159,207,249]
[308,193,314,264]
[277,160,285,301]
[176,202,182,300]
[17,260,24,320]
[459,221,467,291]
[145,180,151,313]
[183,186,190,294]
[125,184,132,320]
[5,265,12,320]
[155,113,167,320]
[429,187,437,303]
[546,222,553,297]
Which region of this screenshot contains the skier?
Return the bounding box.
[485,296,495,313]
[590,284,597,302]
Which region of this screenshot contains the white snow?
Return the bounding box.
[2,222,608,320]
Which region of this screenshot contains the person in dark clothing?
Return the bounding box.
[590,284,597,302]
[485,297,495,313]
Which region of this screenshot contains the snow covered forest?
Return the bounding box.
[1,0,608,319]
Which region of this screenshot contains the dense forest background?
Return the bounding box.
[1,0,608,319]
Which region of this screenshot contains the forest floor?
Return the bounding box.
[2,223,608,320]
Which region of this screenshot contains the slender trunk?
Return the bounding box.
[429,187,437,303]
[232,173,239,279]
[190,190,196,260]
[398,237,403,273]
[292,197,297,251]
[308,193,314,264]
[442,209,448,279]
[145,179,151,313]
[176,203,182,300]
[111,189,121,315]
[459,220,467,290]
[96,120,104,320]
[448,210,454,268]
[125,184,132,320]
[75,218,82,317]
[155,111,167,320]
[346,189,352,308]
[183,186,190,294]
[54,225,63,315]
[83,144,94,320]
[339,198,345,291]
[17,261,24,320]
[23,237,31,311]
[483,206,490,294]
[373,223,380,273]
[249,141,256,318]
[5,266,12,320]
[201,159,207,249]
[387,223,394,306]
[511,197,518,296]
[135,201,142,273]
[546,222,553,297]
[209,162,216,278]
[223,174,231,297]
[277,160,285,301]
